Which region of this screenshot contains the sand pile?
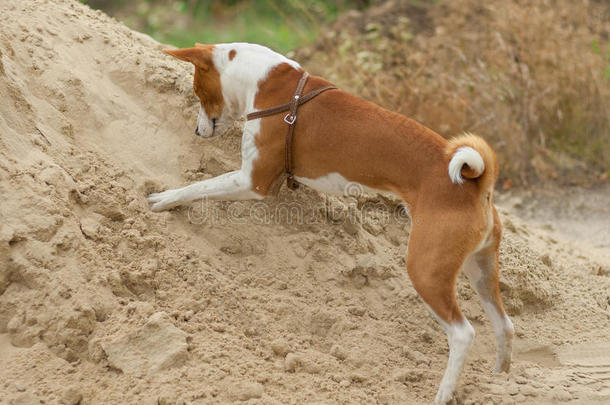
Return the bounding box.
[0,1,608,404]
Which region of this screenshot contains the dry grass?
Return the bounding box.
[298,0,609,185]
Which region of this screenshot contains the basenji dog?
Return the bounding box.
[148,42,514,404]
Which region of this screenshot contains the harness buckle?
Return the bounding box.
[284,113,296,125]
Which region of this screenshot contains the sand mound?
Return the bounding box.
[0,1,608,404]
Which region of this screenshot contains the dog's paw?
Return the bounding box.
[434,388,456,405]
[147,189,181,212]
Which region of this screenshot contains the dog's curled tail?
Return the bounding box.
[447,133,498,191]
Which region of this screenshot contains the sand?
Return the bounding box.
[0,1,608,404]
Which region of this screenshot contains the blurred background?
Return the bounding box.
[80,0,367,52]
[80,0,609,187]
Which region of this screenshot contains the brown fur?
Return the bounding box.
[250,64,505,326]
[446,133,498,193]
[163,47,224,118]
[164,51,507,328]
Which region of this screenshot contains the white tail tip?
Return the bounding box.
[448,146,485,184]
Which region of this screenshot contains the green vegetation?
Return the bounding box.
[81,0,356,52]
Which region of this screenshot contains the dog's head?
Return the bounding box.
[165,43,302,138]
[164,44,227,138]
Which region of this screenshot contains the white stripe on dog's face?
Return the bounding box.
[165,43,301,139]
[213,43,301,119]
[194,43,302,139]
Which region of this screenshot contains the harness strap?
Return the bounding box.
[246,84,337,120]
[246,71,337,190]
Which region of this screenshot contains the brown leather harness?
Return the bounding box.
[246,71,336,190]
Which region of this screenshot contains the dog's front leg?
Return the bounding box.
[147,170,263,212]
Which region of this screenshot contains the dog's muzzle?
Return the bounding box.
[195,118,217,137]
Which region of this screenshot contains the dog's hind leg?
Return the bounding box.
[405,214,476,405]
[462,207,514,373]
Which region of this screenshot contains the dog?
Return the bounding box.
[148,42,514,404]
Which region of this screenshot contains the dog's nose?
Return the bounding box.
[195,127,200,136]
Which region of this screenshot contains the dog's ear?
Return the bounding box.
[163,47,213,71]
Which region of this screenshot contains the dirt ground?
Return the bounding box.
[0,1,608,404]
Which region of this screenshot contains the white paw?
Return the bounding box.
[434,387,455,405]
[147,189,181,212]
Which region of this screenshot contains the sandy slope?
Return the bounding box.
[0,1,608,404]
